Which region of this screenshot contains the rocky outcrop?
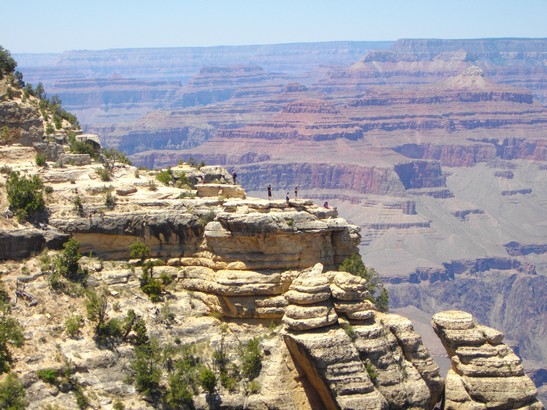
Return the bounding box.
[0,227,68,260]
[282,264,444,409]
[195,183,246,199]
[50,209,204,259]
[205,205,359,270]
[0,100,43,145]
[504,242,547,256]
[432,311,543,409]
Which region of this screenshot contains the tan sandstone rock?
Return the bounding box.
[433,310,543,409]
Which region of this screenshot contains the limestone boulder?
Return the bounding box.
[283,302,338,331]
[433,310,543,409]
[330,271,370,301]
[0,227,69,260]
[196,183,246,199]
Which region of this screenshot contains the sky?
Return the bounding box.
[1,0,546,53]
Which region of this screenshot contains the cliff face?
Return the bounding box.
[0,92,43,145]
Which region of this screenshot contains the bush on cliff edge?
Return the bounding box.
[339,254,389,312]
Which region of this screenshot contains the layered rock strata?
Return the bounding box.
[282,264,444,409]
[432,311,544,409]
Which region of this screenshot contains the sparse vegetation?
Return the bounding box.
[36,368,58,384]
[112,399,125,410]
[129,241,150,262]
[199,367,217,394]
[6,171,45,222]
[0,46,17,79]
[129,338,162,397]
[0,373,26,409]
[65,314,83,338]
[96,165,111,182]
[156,168,174,186]
[0,289,24,374]
[239,337,262,381]
[35,153,47,167]
[140,261,163,302]
[105,190,116,209]
[55,238,87,284]
[342,323,357,341]
[339,253,389,312]
[73,195,84,216]
[36,359,88,409]
[102,147,132,166]
[364,360,378,382]
[67,133,96,157]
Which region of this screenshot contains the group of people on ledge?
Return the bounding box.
[231,169,330,208]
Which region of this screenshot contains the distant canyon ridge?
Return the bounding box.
[15,38,547,401]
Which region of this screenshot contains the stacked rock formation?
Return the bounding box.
[433,310,543,409]
[282,264,444,409]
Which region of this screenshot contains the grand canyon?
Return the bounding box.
[1,37,545,408]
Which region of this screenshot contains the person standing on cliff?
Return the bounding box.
[231,169,237,184]
[286,192,290,205]
[267,185,272,200]
[294,185,299,199]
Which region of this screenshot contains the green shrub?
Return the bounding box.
[342,323,357,341]
[0,46,17,78]
[73,195,84,216]
[96,166,111,182]
[364,360,378,382]
[129,241,150,262]
[105,191,116,209]
[6,171,45,221]
[166,371,194,409]
[45,123,54,135]
[102,148,132,166]
[240,337,262,381]
[65,315,83,338]
[174,171,191,188]
[36,368,58,384]
[247,379,261,395]
[160,271,173,286]
[140,261,162,302]
[0,373,26,409]
[112,399,125,410]
[156,169,174,186]
[199,368,216,394]
[0,300,25,374]
[73,386,89,409]
[339,254,389,311]
[85,290,108,326]
[35,153,47,167]
[56,238,86,283]
[376,287,389,313]
[129,340,162,397]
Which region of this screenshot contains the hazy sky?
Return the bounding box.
[2,0,546,53]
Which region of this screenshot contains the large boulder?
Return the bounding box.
[432,310,543,409]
